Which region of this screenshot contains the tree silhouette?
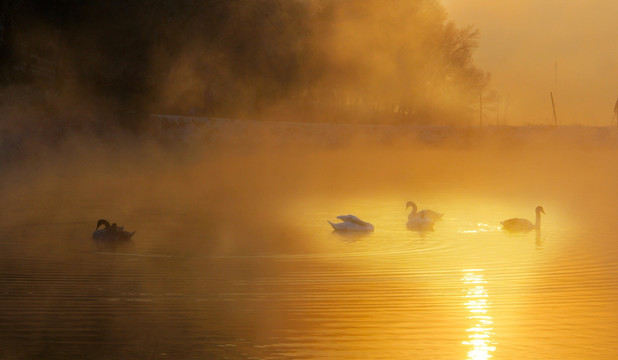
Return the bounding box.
[0,0,487,127]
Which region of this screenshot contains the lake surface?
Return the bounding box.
[1,139,618,359]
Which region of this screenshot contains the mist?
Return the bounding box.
[0,0,497,237]
[0,0,488,133]
[443,0,618,125]
[1,0,617,289]
[0,0,485,257]
[2,123,617,254]
[2,2,618,358]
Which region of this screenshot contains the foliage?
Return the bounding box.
[0,0,487,127]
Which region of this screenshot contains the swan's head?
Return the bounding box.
[405,201,417,210]
[536,206,545,215]
[96,219,111,229]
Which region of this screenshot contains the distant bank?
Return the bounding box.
[149,114,618,149]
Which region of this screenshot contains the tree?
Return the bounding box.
[0,0,487,127]
[302,0,487,124]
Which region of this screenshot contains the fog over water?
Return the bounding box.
[1,126,618,359]
[2,0,618,358]
[3,124,617,241]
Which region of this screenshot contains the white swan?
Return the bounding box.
[406,212,435,231]
[328,215,374,232]
[93,219,135,241]
[501,206,545,232]
[406,201,443,222]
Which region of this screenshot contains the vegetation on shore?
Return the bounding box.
[0,0,486,132]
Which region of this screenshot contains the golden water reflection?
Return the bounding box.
[462,269,496,360]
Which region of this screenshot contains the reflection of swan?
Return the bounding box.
[406,201,443,222]
[93,219,135,241]
[406,212,435,231]
[328,215,374,232]
[501,206,545,232]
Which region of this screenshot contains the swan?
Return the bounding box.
[406,201,443,222]
[328,215,374,232]
[406,212,435,231]
[93,219,135,241]
[501,206,545,232]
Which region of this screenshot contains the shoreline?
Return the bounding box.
[149,114,618,149]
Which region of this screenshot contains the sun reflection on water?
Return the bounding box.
[462,269,496,360]
[458,223,495,234]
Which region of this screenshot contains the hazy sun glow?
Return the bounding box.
[443,0,618,125]
[462,270,496,360]
[458,223,494,234]
[2,1,618,359]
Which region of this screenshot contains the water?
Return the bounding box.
[1,143,618,359]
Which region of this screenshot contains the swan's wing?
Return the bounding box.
[93,226,134,241]
[329,221,353,231]
[337,215,372,226]
[430,210,444,219]
[330,220,373,231]
[93,229,107,240]
[501,218,533,231]
[336,215,361,223]
[502,218,524,225]
[418,209,443,221]
[119,230,135,239]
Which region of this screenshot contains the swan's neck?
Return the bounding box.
[535,212,542,230]
[408,203,417,216]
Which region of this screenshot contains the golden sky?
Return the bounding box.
[442,0,618,125]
